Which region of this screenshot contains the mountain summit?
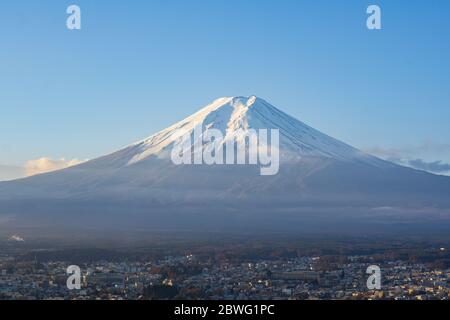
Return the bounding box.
[88,96,384,168]
[1,96,450,236]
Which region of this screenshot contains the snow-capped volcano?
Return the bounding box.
[1,96,450,236]
[106,96,382,167]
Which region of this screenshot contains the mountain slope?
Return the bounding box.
[1,96,450,235]
[94,96,386,166]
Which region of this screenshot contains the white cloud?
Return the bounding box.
[365,141,450,160]
[8,235,25,242]
[25,157,85,177]
[0,157,87,181]
[364,142,450,176]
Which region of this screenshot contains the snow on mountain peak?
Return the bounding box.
[99,96,385,167]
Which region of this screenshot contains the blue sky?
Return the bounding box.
[1,0,450,178]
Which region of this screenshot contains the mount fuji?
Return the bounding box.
[1,96,450,236]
